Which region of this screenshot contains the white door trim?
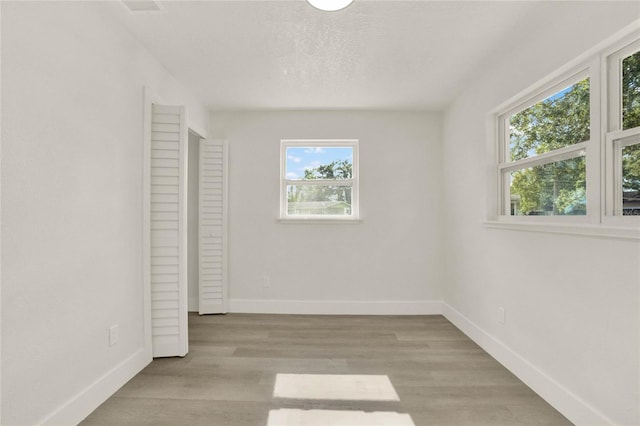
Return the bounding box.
[142,86,153,361]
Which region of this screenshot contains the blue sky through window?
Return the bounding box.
[286,146,353,180]
[546,84,573,102]
[509,78,589,159]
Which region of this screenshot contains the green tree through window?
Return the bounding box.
[622,51,640,204]
[288,160,353,207]
[509,79,589,215]
[282,142,358,218]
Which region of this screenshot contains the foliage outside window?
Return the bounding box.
[510,157,586,216]
[280,140,358,219]
[620,51,640,215]
[504,77,590,216]
[623,51,640,130]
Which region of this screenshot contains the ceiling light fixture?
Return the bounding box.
[306,0,354,12]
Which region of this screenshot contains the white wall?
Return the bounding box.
[1,2,208,424]
[210,111,443,314]
[441,4,639,425]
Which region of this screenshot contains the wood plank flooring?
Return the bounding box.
[81,313,572,426]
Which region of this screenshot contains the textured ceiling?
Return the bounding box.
[103,1,635,110]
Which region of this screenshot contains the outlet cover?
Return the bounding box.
[109,325,119,346]
[497,307,506,325]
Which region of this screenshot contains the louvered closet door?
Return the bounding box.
[150,104,188,357]
[199,139,228,314]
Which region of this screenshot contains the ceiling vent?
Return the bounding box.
[122,1,163,13]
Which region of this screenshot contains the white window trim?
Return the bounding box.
[606,39,640,132]
[279,139,360,222]
[486,21,640,239]
[603,38,640,227]
[603,129,640,230]
[496,65,597,223]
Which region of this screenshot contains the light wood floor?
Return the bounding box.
[82,313,572,426]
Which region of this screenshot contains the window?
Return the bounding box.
[491,27,640,235]
[614,133,640,215]
[501,75,591,217]
[280,140,359,220]
[607,41,640,218]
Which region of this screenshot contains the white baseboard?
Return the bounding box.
[38,347,151,426]
[442,303,614,426]
[229,299,443,315]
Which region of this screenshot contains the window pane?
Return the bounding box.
[286,147,353,180]
[287,185,352,216]
[622,51,640,130]
[509,78,590,161]
[623,143,640,215]
[509,156,586,216]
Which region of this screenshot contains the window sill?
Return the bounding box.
[483,220,639,240]
[278,217,363,225]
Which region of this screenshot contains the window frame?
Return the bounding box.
[604,38,640,225]
[606,39,640,132]
[487,23,640,238]
[279,139,360,222]
[496,68,595,222]
[607,129,640,216]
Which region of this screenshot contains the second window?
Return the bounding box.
[280,140,359,219]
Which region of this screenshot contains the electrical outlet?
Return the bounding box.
[263,274,270,288]
[497,307,506,325]
[109,325,119,346]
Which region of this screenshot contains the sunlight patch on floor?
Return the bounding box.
[266,409,416,426]
[273,374,400,401]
